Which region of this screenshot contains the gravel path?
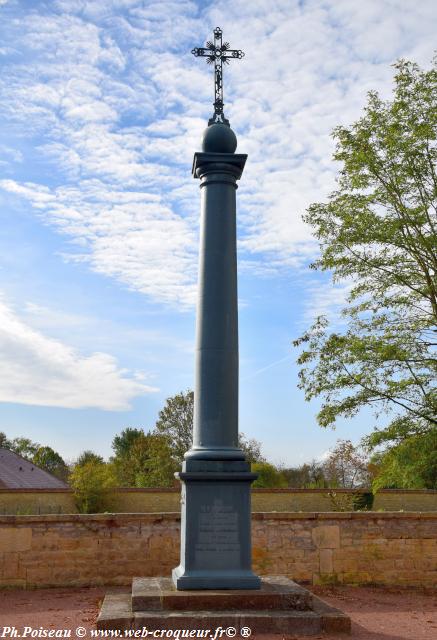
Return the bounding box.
[311,585,437,639]
[0,585,436,639]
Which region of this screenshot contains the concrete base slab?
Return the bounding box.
[133,609,322,634]
[97,576,351,636]
[133,576,305,611]
[98,592,132,631]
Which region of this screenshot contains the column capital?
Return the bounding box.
[192,152,247,180]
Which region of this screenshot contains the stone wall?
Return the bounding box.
[0,512,435,589]
[0,489,76,515]
[252,512,437,587]
[1,488,437,515]
[372,491,437,512]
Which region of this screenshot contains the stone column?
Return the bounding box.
[172,124,260,590]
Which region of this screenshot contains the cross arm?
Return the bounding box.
[221,49,245,59]
[192,47,214,57]
[191,47,245,60]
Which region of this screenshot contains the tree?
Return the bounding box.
[0,432,11,448]
[154,390,265,465]
[111,428,144,485]
[111,428,176,487]
[282,461,327,488]
[154,391,194,465]
[112,428,144,460]
[69,460,117,513]
[76,450,105,466]
[239,433,265,464]
[371,429,437,490]
[294,59,437,476]
[322,440,371,488]
[10,437,40,460]
[33,446,69,482]
[129,432,176,488]
[251,462,287,488]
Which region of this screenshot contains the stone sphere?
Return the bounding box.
[201,123,237,153]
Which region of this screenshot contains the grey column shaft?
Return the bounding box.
[187,155,246,461]
[172,145,260,590]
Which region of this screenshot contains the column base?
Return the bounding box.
[172,460,260,591]
[172,566,261,590]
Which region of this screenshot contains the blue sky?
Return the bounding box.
[0,0,435,466]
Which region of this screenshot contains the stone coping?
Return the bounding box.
[255,488,437,494]
[1,486,436,494]
[1,511,436,524]
[0,487,180,494]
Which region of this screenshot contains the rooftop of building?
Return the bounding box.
[0,448,68,489]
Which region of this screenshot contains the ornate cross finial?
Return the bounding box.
[192,27,244,126]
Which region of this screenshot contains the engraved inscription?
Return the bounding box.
[195,499,240,554]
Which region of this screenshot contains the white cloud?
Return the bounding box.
[0,144,23,163]
[0,0,435,306]
[0,296,157,410]
[0,178,198,308]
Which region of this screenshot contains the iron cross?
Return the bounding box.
[192,27,244,126]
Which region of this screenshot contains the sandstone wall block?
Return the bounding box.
[0,527,32,552]
[312,525,340,549]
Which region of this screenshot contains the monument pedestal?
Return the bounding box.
[97,576,351,635]
[172,460,260,590]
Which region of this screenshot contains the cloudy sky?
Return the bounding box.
[0,0,435,465]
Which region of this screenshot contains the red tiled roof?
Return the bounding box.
[0,448,68,489]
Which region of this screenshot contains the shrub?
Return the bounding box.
[69,461,117,513]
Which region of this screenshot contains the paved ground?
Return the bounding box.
[0,585,436,639]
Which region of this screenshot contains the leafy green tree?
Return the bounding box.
[10,437,40,460]
[76,450,105,466]
[69,460,117,513]
[154,391,194,465]
[0,432,11,448]
[111,428,176,487]
[371,429,437,489]
[252,462,288,488]
[294,59,437,478]
[111,428,144,485]
[112,428,144,459]
[33,446,69,482]
[130,432,176,488]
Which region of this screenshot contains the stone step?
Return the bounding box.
[132,576,312,612]
[97,589,351,636]
[133,608,323,635]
